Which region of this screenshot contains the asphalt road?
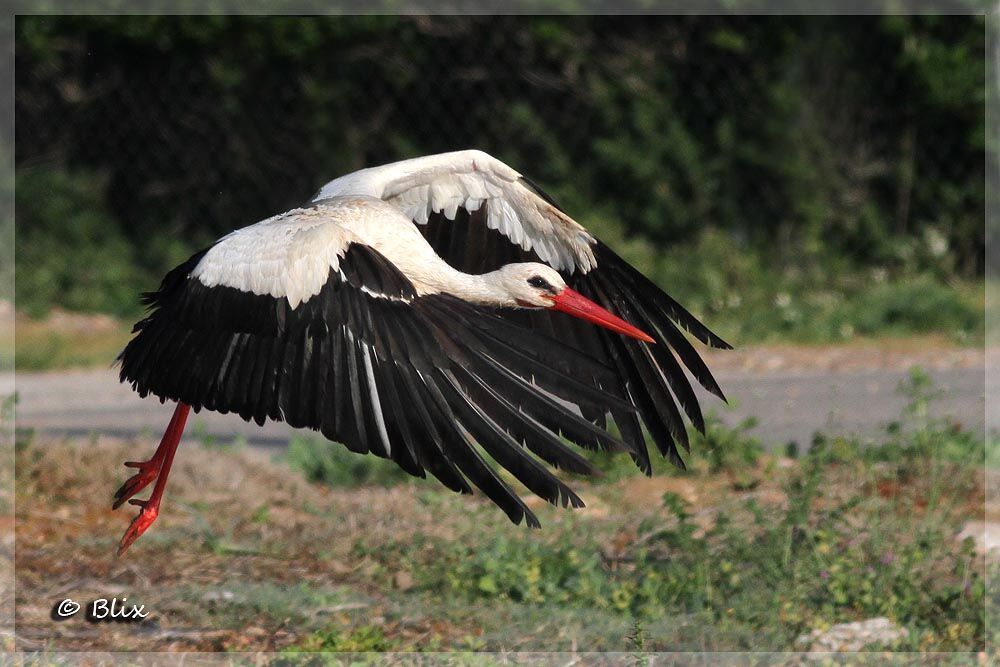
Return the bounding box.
[1,363,988,452]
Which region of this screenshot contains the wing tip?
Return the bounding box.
[709,334,734,351]
[522,510,542,529]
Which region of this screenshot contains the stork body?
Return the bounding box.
[114,150,730,556]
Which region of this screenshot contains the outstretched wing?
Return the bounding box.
[117,211,632,527]
[316,150,732,472]
[314,149,597,273]
[425,209,731,474]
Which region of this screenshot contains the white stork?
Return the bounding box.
[114,149,730,556]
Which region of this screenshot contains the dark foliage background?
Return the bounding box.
[13,15,985,341]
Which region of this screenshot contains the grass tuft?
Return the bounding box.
[285,434,412,488]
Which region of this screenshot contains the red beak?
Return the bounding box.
[548,287,655,343]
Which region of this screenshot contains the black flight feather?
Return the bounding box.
[416,202,731,474]
[119,240,651,528]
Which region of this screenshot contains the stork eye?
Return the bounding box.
[527,276,551,290]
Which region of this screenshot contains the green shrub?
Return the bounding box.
[840,278,982,337]
[13,16,987,348]
[15,167,142,316]
[692,414,763,475]
[285,625,392,653]
[643,228,983,344]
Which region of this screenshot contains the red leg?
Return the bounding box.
[116,402,190,557]
[112,404,185,509]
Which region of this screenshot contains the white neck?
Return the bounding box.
[409,263,515,307]
[342,210,518,306]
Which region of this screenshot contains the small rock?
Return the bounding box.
[201,590,237,602]
[393,570,414,592]
[956,521,1000,560]
[796,617,908,652]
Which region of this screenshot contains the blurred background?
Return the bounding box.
[12,15,985,351]
[8,15,992,655]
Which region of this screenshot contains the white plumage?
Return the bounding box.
[314,149,598,272]
[195,150,604,309]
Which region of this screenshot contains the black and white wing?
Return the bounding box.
[117,208,631,527]
[316,150,732,473]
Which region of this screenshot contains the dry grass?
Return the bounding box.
[12,424,987,654]
[13,309,132,371]
[14,434,539,651]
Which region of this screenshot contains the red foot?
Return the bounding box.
[117,499,159,558]
[112,402,189,557]
[112,459,162,510]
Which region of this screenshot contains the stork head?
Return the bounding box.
[496,263,655,343]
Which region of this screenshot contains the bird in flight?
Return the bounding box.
[114,150,730,556]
